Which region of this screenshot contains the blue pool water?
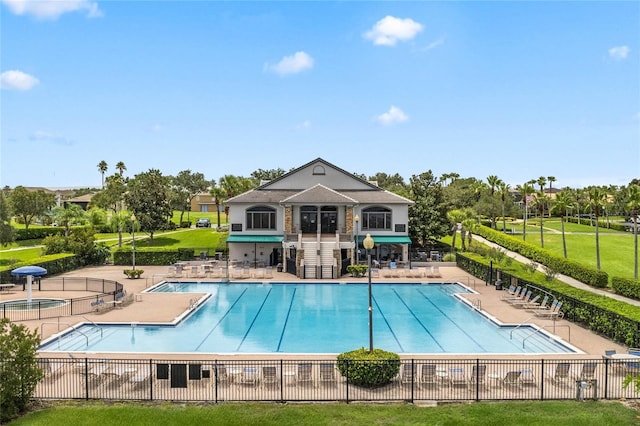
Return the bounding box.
[39,283,577,354]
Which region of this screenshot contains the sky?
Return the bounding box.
[1,0,639,190]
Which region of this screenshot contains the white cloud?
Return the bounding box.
[609,45,630,60]
[1,0,103,19]
[29,131,73,146]
[364,16,423,46]
[375,106,409,126]
[265,51,314,75]
[0,70,39,90]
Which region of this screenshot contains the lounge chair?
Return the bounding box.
[264,266,273,279]
[400,363,417,385]
[500,286,523,301]
[547,362,571,385]
[519,369,536,386]
[502,370,522,389]
[432,266,442,278]
[319,363,337,385]
[239,367,259,386]
[39,359,65,381]
[449,367,467,387]
[129,368,151,389]
[575,362,597,381]
[262,366,279,387]
[507,290,533,306]
[523,295,549,311]
[254,268,265,279]
[468,364,487,390]
[420,364,438,388]
[296,363,314,386]
[534,300,563,319]
[216,365,231,385]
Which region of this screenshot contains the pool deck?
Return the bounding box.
[1,263,629,361]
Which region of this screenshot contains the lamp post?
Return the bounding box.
[131,214,136,271]
[363,233,375,352]
[354,214,360,264]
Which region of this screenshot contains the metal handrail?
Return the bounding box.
[40,321,89,348]
[78,315,103,339]
[509,316,536,340]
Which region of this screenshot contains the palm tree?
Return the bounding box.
[516,181,534,241]
[461,216,479,250]
[627,184,640,279]
[552,191,574,259]
[209,183,225,229]
[486,175,502,229]
[446,209,466,254]
[536,176,547,217]
[532,190,549,248]
[115,161,127,176]
[97,160,108,188]
[497,181,510,232]
[587,186,607,270]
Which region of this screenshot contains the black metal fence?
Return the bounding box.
[33,357,639,403]
[0,277,124,321]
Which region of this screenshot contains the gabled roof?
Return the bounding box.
[257,157,380,191]
[281,184,358,205]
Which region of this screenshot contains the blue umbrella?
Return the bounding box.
[11,266,47,303]
[11,266,47,276]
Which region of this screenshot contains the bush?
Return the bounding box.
[612,277,640,300]
[0,318,44,423]
[123,269,144,279]
[346,264,368,277]
[336,348,400,388]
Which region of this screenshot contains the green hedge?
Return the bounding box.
[475,225,608,288]
[336,348,401,388]
[612,277,640,301]
[0,254,80,283]
[112,248,196,266]
[14,227,66,240]
[456,253,640,347]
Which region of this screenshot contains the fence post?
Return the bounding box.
[84,357,89,400]
[410,359,414,403]
[540,359,545,400]
[345,359,349,403]
[149,359,154,401]
[279,359,284,403]
[474,359,480,401]
[603,358,608,400]
[214,360,218,403]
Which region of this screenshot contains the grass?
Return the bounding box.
[8,400,639,426]
[133,229,226,250]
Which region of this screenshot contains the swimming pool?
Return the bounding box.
[39,282,577,354]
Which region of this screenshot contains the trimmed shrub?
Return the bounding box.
[347,264,368,277]
[337,348,401,388]
[612,277,640,301]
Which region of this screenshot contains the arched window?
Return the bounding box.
[246,205,276,230]
[362,206,392,230]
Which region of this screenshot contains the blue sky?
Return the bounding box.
[1,1,638,190]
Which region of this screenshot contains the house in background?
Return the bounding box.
[225,158,413,279]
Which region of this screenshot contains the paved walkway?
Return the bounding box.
[473,235,640,307]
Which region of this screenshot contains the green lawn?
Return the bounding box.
[8,401,639,426]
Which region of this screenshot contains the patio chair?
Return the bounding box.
[319,363,337,385]
[296,363,314,386]
[547,362,571,385]
[420,364,438,388]
[432,266,442,278]
[262,366,279,388]
[264,266,273,279]
[519,368,537,386]
[400,363,417,385]
[468,364,487,390]
[239,367,259,386]
[507,290,533,306]
[523,295,549,311]
[500,286,523,301]
[254,268,265,279]
[575,362,597,382]
[129,368,151,389]
[449,367,467,387]
[502,370,522,389]
[215,365,231,385]
[534,300,563,319]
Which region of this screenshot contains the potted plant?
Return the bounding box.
[123,269,144,279]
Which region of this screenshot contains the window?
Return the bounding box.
[362,206,392,230]
[246,206,276,230]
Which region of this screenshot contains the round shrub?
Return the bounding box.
[336,348,400,388]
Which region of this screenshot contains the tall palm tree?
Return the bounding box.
[552,191,574,258]
[115,161,127,176]
[486,175,502,229]
[536,176,547,217]
[547,176,556,217]
[627,184,640,279]
[97,160,108,188]
[587,186,607,270]
[532,190,549,248]
[446,209,466,254]
[516,181,534,241]
[461,216,479,250]
[209,184,225,228]
[497,181,510,232]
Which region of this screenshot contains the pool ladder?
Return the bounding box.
[189,297,198,310]
[471,298,482,310]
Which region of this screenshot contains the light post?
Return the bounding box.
[131,214,136,271]
[363,233,375,352]
[354,214,360,264]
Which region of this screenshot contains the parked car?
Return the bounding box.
[196,218,211,228]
